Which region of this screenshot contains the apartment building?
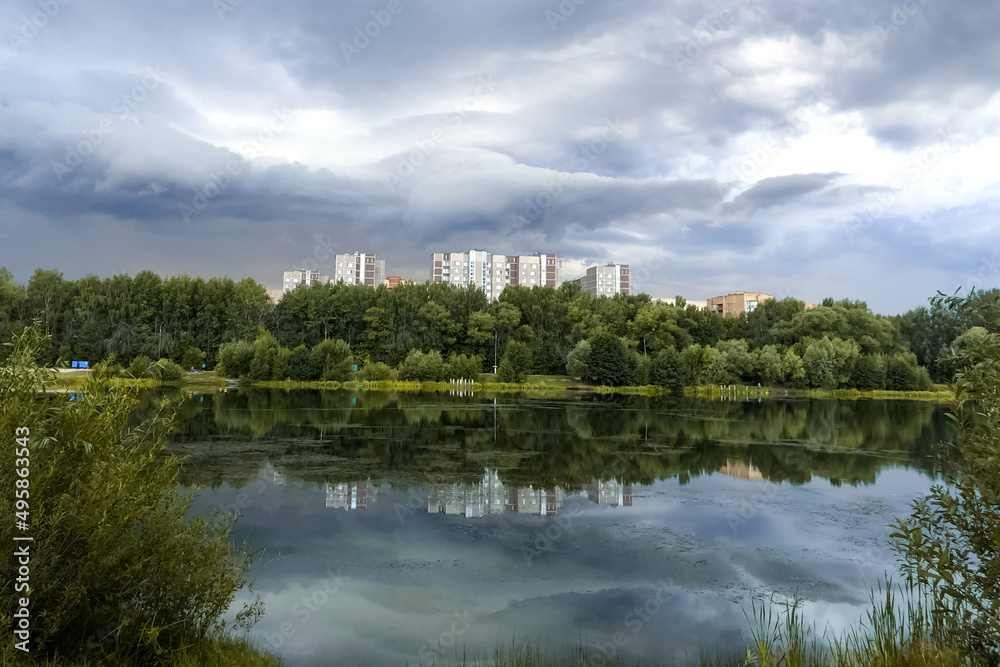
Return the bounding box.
[429,250,562,300]
[577,263,632,297]
[282,269,329,293]
[706,291,773,316]
[333,252,386,287]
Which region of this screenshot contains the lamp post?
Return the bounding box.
[493,328,499,374]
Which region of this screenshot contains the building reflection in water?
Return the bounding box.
[322,468,633,516]
[717,459,763,480]
[325,480,379,509]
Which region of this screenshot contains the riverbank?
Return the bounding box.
[49,370,953,402]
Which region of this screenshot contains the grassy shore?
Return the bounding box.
[47,369,953,402]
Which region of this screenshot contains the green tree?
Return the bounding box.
[496,340,531,383]
[587,331,631,386]
[566,340,591,380]
[286,345,320,381]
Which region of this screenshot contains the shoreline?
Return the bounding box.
[51,370,954,402]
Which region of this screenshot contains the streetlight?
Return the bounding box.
[493,328,499,374]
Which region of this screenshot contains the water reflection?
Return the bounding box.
[157,390,953,666]
[155,389,950,492]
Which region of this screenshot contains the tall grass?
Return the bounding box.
[731,580,967,667]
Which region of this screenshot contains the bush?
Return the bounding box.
[650,347,687,395]
[286,345,320,381]
[0,327,264,665]
[445,353,482,381]
[312,338,354,382]
[891,291,1000,661]
[566,340,591,380]
[398,350,446,382]
[150,358,184,382]
[360,361,393,381]
[216,340,254,379]
[91,354,122,381]
[496,340,530,383]
[126,354,153,379]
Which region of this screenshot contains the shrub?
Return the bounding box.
[891,291,1000,661]
[286,345,320,381]
[445,353,482,381]
[566,340,591,380]
[398,350,446,382]
[312,339,354,382]
[0,327,264,665]
[216,340,254,379]
[150,358,184,382]
[360,361,393,381]
[126,354,153,379]
[650,347,687,395]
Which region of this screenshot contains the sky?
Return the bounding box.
[1,0,998,314]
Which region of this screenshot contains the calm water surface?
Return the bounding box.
[161,390,951,666]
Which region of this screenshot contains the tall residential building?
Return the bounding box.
[706,291,773,316]
[333,252,386,287]
[429,250,562,300]
[283,269,329,293]
[577,263,632,297]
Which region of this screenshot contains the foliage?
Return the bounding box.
[446,353,482,381]
[587,331,632,387]
[0,326,264,665]
[565,340,591,380]
[360,361,393,381]
[891,289,1000,662]
[286,344,320,381]
[149,358,184,382]
[496,340,531,383]
[126,354,153,379]
[398,350,447,382]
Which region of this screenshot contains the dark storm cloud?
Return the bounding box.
[722,172,841,215]
[0,0,997,312]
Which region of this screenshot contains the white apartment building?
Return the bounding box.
[429,250,562,300]
[282,269,330,293]
[333,252,386,287]
[579,263,632,297]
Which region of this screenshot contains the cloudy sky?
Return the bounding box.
[1,0,998,313]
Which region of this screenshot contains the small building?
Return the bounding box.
[382,276,412,289]
[706,291,773,316]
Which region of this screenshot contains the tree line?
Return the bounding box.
[1,266,994,390]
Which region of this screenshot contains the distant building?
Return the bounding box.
[283,269,329,293]
[706,291,773,316]
[333,252,386,287]
[382,276,412,289]
[429,250,562,300]
[576,263,632,297]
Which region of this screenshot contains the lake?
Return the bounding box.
[160,389,952,666]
